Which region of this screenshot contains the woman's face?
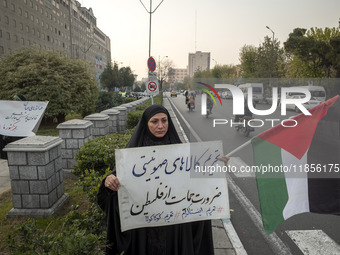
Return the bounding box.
[147,113,169,138]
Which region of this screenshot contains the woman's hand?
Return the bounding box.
[105,174,120,191]
[218,156,230,166]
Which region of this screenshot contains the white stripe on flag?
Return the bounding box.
[281,149,310,220]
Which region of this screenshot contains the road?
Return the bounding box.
[167,92,340,255]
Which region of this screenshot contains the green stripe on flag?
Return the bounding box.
[252,136,289,234]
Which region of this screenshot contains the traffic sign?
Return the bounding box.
[147,57,156,72]
[146,80,159,95]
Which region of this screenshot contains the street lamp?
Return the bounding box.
[212,58,217,66]
[266,26,275,41]
[139,0,165,57]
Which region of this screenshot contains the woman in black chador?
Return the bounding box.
[97,104,215,255]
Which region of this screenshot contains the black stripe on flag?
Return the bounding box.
[307,97,340,214]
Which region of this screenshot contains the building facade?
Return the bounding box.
[168,67,188,85]
[0,0,111,85]
[188,51,210,77]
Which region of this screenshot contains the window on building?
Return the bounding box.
[0,30,2,38]
[13,19,16,27]
[25,11,28,18]
[14,35,18,42]
[0,46,4,54]
[20,23,23,30]
[32,28,35,35]
[5,16,9,24]
[6,32,10,40]
[36,17,39,24]
[30,1,33,8]
[18,8,22,15]
[10,3,15,11]
[47,35,50,41]
[3,0,8,8]
[26,26,29,32]
[31,15,34,21]
[37,31,40,37]
[21,38,24,45]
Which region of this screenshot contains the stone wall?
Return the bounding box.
[4,97,150,217]
[5,136,69,217]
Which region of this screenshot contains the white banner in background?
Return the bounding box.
[0,100,48,136]
[116,140,230,232]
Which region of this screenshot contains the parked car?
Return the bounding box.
[286,95,321,112]
[170,91,177,97]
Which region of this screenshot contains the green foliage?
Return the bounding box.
[133,86,142,92]
[7,218,104,255]
[96,91,124,112]
[239,37,286,78]
[0,47,99,122]
[127,110,143,129]
[284,27,340,78]
[124,97,136,103]
[100,62,135,91]
[194,64,239,79]
[74,133,131,177]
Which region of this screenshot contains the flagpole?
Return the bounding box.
[226,139,252,157]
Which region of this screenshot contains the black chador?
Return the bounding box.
[97,105,214,255]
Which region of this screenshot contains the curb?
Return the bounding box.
[165,95,247,255]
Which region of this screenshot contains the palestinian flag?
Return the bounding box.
[252,95,340,234]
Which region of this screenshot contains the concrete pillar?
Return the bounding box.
[57,119,93,172]
[4,136,69,217]
[100,109,119,134]
[84,113,109,138]
[120,104,134,113]
[112,106,127,134]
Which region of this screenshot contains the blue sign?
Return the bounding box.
[147,57,156,72]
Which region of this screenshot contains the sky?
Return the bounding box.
[81,0,340,80]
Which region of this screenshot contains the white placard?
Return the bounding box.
[0,100,48,136]
[116,141,230,232]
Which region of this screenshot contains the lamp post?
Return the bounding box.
[266,26,275,41]
[265,26,275,83]
[139,0,165,58]
[212,58,217,67]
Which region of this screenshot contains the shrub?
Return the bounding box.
[7,219,104,255]
[73,133,131,177]
[127,110,143,129]
[124,97,136,103]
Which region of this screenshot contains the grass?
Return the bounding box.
[35,113,83,137]
[0,176,89,254]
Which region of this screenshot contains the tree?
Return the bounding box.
[0,48,99,123]
[239,37,285,78]
[284,27,340,78]
[239,45,258,77]
[158,59,174,91]
[101,63,135,91]
[100,62,120,91]
[119,66,135,90]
